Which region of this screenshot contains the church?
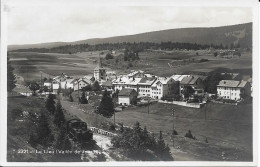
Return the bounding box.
[93,56,107,83]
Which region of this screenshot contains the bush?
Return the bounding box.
[222,99,236,104]
[109,124,116,131]
[173,130,178,135]
[185,130,196,140]
[10,109,23,121]
[128,62,133,67]
[199,59,209,62]
[111,122,173,161]
[93,152,106,162]
[69,94,73,102]
[28,132,38,148]
[105,53,114,60]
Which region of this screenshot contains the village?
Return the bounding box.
[5,3,255,162]
[39,56,252,108]
[7,49,253,161]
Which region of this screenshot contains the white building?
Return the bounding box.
[137,77,157,97]
[118,89,138,105]
[151,77,175,99]
[112,76,142,92]
[217,80,251,100]
[94,57,107,82]
[73,79,90,91]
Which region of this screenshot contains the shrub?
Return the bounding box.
[185,130,196,140]
[105,53,114,60]
[173,130,178,135]
[69,94,73,102]
[109,124,116,131]
[93,152,106,162]
[28,132,38,148]
[199,59,209,62]
[128,62,133,67]
[111,122,173,161]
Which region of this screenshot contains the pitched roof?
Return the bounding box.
[112,76,142,85]
[180,76,200,85]
[193,75,208,81]
[102,80,113,87]
[118,89,136,96]
[217,80,241,87]
[171,75,190,81]
[238,80,248,88]
[73,79,89,85]
[138,77,157,85]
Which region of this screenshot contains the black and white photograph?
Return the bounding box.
[1,0,259,166]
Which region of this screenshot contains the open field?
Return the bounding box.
[8,52,112,81]
[57,93,252,161]
[9,49,252,82]
[7,93,55,161]
[114,102,252,161]
[137,50,252,76]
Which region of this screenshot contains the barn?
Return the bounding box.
[118,89,138,105]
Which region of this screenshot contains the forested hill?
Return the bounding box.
[8,22,252,51]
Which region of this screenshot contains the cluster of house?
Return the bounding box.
[43,58,252,105]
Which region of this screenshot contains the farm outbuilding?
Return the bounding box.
[118,89,138,105]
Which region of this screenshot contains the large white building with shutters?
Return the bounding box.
[217,80,251,100]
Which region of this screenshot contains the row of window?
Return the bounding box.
[218,91,237,96]
[152,92,161,94]
[218,87,239,91]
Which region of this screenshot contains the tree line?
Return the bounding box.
[10,41,242,54]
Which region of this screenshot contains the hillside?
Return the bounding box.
[8,22,252,51]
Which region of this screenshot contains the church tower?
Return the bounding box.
[94,55,106,81]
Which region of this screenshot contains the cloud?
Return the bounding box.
[6,4,252,45]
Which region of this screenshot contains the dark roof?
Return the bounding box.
[102,80,113,87]
[193,75,208,81]
[118,89,136,96]
[180,76,197,85]
[217,80,248,88]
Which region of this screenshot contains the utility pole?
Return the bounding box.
[78,80,80,104]
[147,97,150,115]
[41,72,42,89]
[172,109,175,147]
[204,102,207,121]
[114,109,116,126]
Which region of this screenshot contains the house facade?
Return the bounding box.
[180,76,204,97]
[151,77,175,99]
[118,89,138,105]
[73,79,89,91]
[217,80,251,100]
[112,76,141,92]
[137,77,157,97]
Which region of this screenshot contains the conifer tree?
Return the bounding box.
[45,94,56,115]
[69,94,73,102]
[98,89,114,118]
[80,91,88,104]
[91,81,101,91]
[37,112,52,146]
[7,55,16,92]
[54,100,65,127]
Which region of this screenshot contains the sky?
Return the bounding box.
[5,1,252,45]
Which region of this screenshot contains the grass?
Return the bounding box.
[9,49,252,81]
[7,92,55,162]
[114,102,252,161]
